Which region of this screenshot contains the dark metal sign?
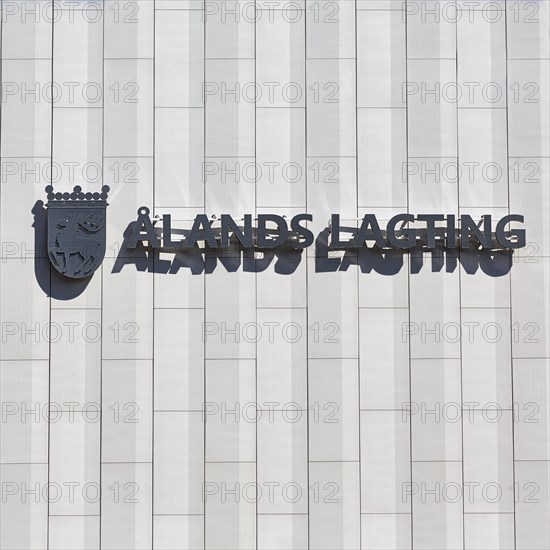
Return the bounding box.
[127,209,526,251]
[44,187,527,279]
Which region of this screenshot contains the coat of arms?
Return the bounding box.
[45,185,110,278]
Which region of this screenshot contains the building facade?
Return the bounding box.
[0,1,549,549]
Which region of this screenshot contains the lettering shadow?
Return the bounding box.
[112,223,514,278]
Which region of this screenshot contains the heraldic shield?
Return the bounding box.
[45,185,110,279]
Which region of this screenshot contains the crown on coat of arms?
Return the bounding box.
[45,185,110,207]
